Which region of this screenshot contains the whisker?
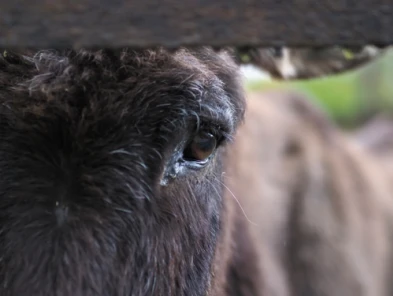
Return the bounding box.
[208,174,258,226]
[113,207,133,214]
[219,181,258,226]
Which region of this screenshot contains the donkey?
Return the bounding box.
[222,89,393,296]
[0,48,245,296]
[1,48,393,296]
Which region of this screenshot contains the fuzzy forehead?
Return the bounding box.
[0,47,244,135]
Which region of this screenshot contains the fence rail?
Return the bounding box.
[1,0,392,48]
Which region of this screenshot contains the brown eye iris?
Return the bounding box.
[184,131,217,162]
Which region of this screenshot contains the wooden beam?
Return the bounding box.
[0,0,392,48]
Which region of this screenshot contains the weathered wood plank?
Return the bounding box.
[0,0,392,48]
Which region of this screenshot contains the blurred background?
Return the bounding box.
[241,48,393,129]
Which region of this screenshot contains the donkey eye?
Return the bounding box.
[183,131,217,162]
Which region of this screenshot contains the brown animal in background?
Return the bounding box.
[219,90,393,296]
[348,114,393,179]
[1,48,393,296]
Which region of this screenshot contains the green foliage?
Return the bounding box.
[246,50,393,128]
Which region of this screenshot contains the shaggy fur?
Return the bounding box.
[2,48,393,296]
[0,48,245,296]
[224,90,393,296]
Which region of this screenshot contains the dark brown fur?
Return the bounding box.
[0,48,245,296]
[1,48,393,296]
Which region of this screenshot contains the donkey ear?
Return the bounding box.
[234,45,388,80]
